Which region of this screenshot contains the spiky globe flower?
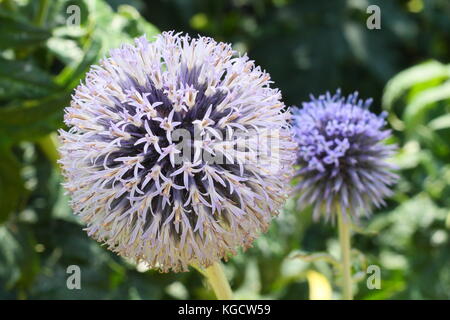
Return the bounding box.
[58,32,296,272]
[292,90,398,222]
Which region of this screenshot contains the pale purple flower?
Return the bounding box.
[292,90,398,222]
[58,32,296,272]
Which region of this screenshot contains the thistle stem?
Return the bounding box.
[37,133,60,169]
[337,212,353,300]
[202,262,233,300]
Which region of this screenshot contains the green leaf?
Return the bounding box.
[55,38,102,88]
[52,25,88,38]
[0,57,58,100]
[0,11,51,49]
[428,113,450,131]
[46,37,84,65]
[0,92,70,145]
[88,0,133,52]
[117,5,160,39]
[368,194,447,250]
[382,61,450,112]
[403,81,450,129]
[0,147,24,224]
[0,226,22,287]
[392,140,422,169]
[52,1,159,90]
[86,0,159,57]
[233,259,263,299]
[0,225,40,294]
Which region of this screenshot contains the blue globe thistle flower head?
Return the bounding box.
[58,32,296,272]
[292,90,398,222]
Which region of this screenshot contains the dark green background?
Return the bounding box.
[0,0,449,299]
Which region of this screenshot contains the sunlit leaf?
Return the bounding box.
[46,37,84,65]
[55,38,102,88]
[428,113,450,131]
[117,5,160,39]
[403,81,450,129]
[382,61,450,109]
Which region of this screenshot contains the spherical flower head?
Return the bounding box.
[58,32,296,272]
[292,90,398,222]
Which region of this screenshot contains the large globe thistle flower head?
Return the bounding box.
[292,90,398,222]
[58,31,296,272]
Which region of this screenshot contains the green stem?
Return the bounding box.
[37,133,60,169]
[338,211,353,300]
[34,0,50,27]
[201,262,233,300]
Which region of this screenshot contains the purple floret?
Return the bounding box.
[292,90,398,222]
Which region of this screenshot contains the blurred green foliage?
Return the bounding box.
[0,0,449,299]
